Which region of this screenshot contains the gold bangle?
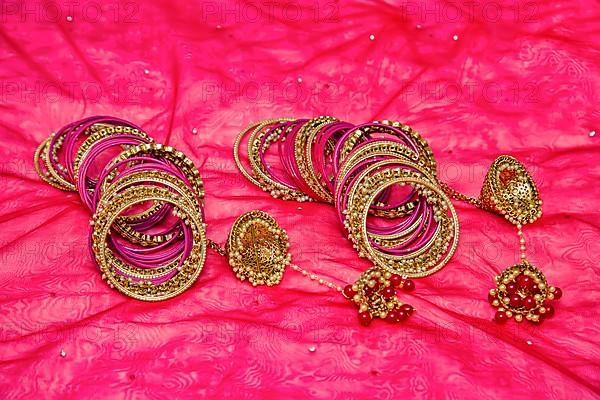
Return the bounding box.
[92,185,207,301]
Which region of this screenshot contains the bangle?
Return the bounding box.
[92,184,206,301]
[234,116,454,324]
[35,117,208,301]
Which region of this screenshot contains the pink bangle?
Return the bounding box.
[35,117,208,301]
[235,117,457,281]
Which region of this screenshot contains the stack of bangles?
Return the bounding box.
[34,115,560,326]
[235,116,562,326]
[34,116,207,301]
[234,117,459,280]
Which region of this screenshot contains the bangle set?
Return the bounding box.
[235,116,562,325]
[235,117,458,324]
[234,118,460,276]
[34,114,562,327]
[35,116,207,301]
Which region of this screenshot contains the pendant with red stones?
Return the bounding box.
[488,260,561,324]
[342,267,415,326]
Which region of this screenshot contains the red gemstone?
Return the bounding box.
[343,285,355,299]
[402,279,415,292]
[516,275,534,289]
[544,303,555,318]
[364,281,380,295]
[358,311,372,326]
[395,310,409,322]
[509,295,523,308]
[553,287,563,300]
[523,296,536,309]
[530,284,540,294]
[488,292,496,304]
[499,169,516,185]
[399,304,414,315]
[494,311,508,323]
[387,310,398,322]
[538,313,546,323]
[382,286,396,299]
[390,274,402,287]
[506,282,519,294]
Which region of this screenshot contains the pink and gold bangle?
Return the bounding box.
[35,117,208,301]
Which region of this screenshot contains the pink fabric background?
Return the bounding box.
[1,0,599,398]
